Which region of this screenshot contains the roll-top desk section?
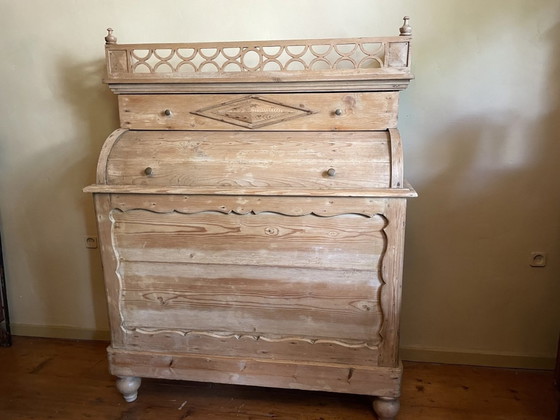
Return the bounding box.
[85,18,415,420]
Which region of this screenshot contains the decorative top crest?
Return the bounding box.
[102,17,412,92]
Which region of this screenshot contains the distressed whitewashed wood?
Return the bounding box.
[118,92,399,131]
[112,210,385,268]
[107,194,393,216]
[104,29,412,86]
[388,128,404,188]
[105,130,392,189]
[120,261,383,340]
[96,128,128,184]
[84,184,417,197]
[121,328,380,365]
[106,79,412,94]
[93,194,125,345]
[111,209,386,344]
[378,199,408,367]
[85,18,414,414]
[107,348,403,398]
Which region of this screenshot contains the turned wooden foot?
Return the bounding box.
[116,376,141,402]
[373,397,400,420]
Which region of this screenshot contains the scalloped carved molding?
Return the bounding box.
[125,326,379,350]
[111,207,381,219]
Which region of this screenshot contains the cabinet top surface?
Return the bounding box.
[103,17,413,93]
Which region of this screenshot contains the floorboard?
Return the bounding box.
[0,336,557,419]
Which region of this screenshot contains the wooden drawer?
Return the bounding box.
[119,92,398,131]
[105,130,394,190]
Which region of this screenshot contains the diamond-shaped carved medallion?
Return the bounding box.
[192,95,314,129]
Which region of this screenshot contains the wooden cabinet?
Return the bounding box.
[85,18,415,419]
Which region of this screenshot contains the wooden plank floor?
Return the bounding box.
[0,336,557,419]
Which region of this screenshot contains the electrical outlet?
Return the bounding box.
[85,236,98,249]
[529,252,546,267]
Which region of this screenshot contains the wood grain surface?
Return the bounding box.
[105,130,393,189]
[112,209,386,346]
[118,92,398,130]
[86,26,418,417]
[108,347,402,397]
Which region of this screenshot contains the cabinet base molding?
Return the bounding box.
[107,347,402,397]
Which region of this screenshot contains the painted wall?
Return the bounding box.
[0,0,558,367]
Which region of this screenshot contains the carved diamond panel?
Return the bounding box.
[192,95,314,129]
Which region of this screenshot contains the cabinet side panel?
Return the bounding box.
[93,194,125,345]
[378,198,407,367]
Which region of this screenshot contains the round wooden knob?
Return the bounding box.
[327,168,336,177]
[334,109,343,116]
[163,109,172,116]
[144,167,153,176]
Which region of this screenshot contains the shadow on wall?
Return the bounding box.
[12,56,118,333]
[401,22,560,357]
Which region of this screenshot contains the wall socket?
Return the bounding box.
[85,236,98,249]
[529,252,547,267]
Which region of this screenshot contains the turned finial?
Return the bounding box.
[105,28,117,45]
[399,16,412,36]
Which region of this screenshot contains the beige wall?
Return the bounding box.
[0,0,559,367]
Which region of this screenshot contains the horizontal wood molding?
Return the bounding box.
[107,347,402,397]
[106,80,413,94]
[83,185,418,197]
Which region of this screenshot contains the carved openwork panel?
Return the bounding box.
[126,41,388,74]
[104,18,412,84]
[107,38,410,77]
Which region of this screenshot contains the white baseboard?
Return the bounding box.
[10,324,556,370]
[400,346,556,370]
[11,323,110,341]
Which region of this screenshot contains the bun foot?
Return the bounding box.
[116,376,142,402]
[373,397,400,420]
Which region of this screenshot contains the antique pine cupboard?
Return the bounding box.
[84,17,415,420]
